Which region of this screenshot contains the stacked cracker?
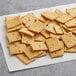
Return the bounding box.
[5,8,76,64]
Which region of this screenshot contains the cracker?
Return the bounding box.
[41,10,58,20]
[9,42,26,55]
[45,22,56,34]
[66,8,76,17]
[55,14,72,23]
[65,46,76,53]
[6,16,22,29]
[60,23,76,32]
[25,20,36,28]
[65,18,76,28]
[24,46,44,59]
[41,29,50,38]
[29,20,45,33]
[59,24,67,34]
[50,41,64,58]
[54,23,63,35]
[33,51,46,58]
[31,42,48,51]
[22,34,34,45]
[23,13,36,20]
[61,32,76,48]
[21,13,38,27]
[16,54,36,64]
[19,27,35,37]
[7,31,21,43]
[8,24,24,32]
[35,34,45,42]
[46,37,62,52]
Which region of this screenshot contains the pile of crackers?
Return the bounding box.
[5,8,76,64]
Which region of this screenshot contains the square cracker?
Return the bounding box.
[16,54,36,64]
[54,23,63,35]
[33,51,46,58]
[65,18,76,28]
[41,29,50,38]
[35,34,45,42]
[9,42,26,55]
[60,23,76,32]
[41,10,58,20]
[22,34,34,45]
[61,32,76,48]
[45,22,56,34]
[29,20,45,33]
[25,20,36,28]
[50,41,64,58]
[19,27,35,37]
[46,37,62,52]
[55,14,72,23]
[6,16,22,29]
[66,8,76,17]
[7,31,21,43]
[65,46,76,53]
[8,24,24,32]
[24,46,45,59]
[31,42,48,51]
[21,13,38,27]
[21,13,36,23]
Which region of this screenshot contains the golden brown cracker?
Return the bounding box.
[53,23,63,35]
[46,37,62,52]
[21,13,38,27]
[65,46,76,53]
[41,10,58,20]
[29,20,45,33]
[8,24,23,32]
[60,23,76,32]
[19,27,35,37]
[24,46,44,59]
[31,42,48,51]
[7,31,21,43]
[65,18,76,28]
[45,22,56,34]
[55,14,72,23]
[61,32,76,48]
[50,41,64,58]
[41,29,50,38]
[16,54,36,64]
[9,42,26,55]
[6,16,22,29]
[22,34,34,45]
